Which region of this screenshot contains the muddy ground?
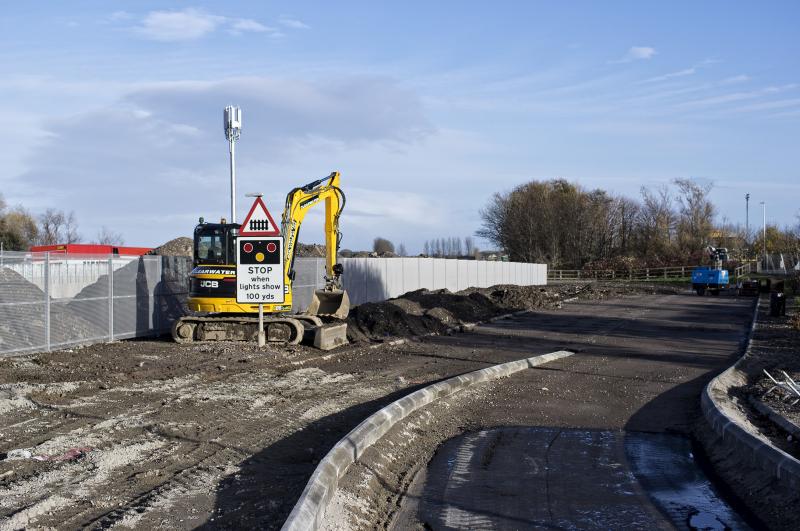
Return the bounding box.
[0,282,745,530]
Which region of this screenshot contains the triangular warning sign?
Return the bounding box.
[239,197,281,236]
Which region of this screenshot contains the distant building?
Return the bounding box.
[29,244,152,256]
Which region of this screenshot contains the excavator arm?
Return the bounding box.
[282,171,349,318]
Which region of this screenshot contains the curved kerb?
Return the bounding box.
[701,298,800,489]
[281,349,574,530]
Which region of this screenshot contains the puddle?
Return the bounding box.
[400,427,749,530]
[624,432,749,530]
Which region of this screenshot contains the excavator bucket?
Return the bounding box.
[307,289,351,320]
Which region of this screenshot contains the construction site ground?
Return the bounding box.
[0,283,779,529]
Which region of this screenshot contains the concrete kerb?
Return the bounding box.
[281,349,574,531]
[701,297,800,490]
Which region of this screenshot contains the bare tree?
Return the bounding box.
[453,237,463,257]
[38,208,65,245]
[673,178,715,254]
[64,211,81,243]
[636,185,675,261]
[397,243,408,257]
[464,236,476,256]
[38,209,81,245]
[96,226,125,245]
[373,237,395,254]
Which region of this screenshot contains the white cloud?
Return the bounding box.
[109,11,133,22]
[278,16,310,29]
[640,68,696,84]
[230,19,272,34]
[730,98,800,113]
[677,84,799,110]
[137,8,225,41]
[134,9,273,41]
[613,46,656,63]
[722,74,750,85]
[13,76,433,246]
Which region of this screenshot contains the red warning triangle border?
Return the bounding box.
[239,197,281,236]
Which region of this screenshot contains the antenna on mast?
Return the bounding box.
[224,105,242,223]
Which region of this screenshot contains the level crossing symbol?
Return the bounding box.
[239,197,280,236]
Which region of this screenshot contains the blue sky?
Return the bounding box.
[1,1,798,252]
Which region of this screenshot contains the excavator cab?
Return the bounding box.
[193,221,238,266]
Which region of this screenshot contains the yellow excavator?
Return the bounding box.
[171,171,350,349]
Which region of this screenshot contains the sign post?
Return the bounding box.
[258,303,264,347]
[237,195,283,347]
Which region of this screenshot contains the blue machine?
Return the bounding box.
[691,266,729,296]
[692,246,729,296]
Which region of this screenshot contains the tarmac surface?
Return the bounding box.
[396,427,748,530]
[324,292,759,529]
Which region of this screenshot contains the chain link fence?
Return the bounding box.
[1,252,546,356]
[0,252,191,356]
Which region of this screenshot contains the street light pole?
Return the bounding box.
[760,201,766,270]
[745,193,750,243]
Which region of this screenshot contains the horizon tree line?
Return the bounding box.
[477,178,800,269]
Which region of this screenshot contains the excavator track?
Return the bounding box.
[171,315,307,345]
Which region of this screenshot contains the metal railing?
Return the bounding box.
[550,261,762,282]
[548,266,691,281]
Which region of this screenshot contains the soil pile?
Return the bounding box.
[346,281,683,343]
[0,268,98,352]
[69,256,191,335]
[149,237,193,257]
[295,244,326,258]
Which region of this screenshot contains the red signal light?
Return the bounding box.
[243,242,253,253]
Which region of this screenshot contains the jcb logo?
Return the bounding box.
[200,280,219,288]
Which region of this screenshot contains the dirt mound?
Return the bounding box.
[295,244,326,258]
[68,256,191,335]
[346,282,684,343]
[0,268,98,353]
[150,237,193,257]
[346,286,554,343]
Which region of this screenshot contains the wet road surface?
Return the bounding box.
[356,293,759,529]
[407,427,748,530]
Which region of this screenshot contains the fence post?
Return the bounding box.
[108,258,114,341]
[45,252,51,352]
[401,258,405,294]
[663,267,667,279]
[646,268,650,280]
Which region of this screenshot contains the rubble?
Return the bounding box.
[295,243,326,257]
[149,237,193,257]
